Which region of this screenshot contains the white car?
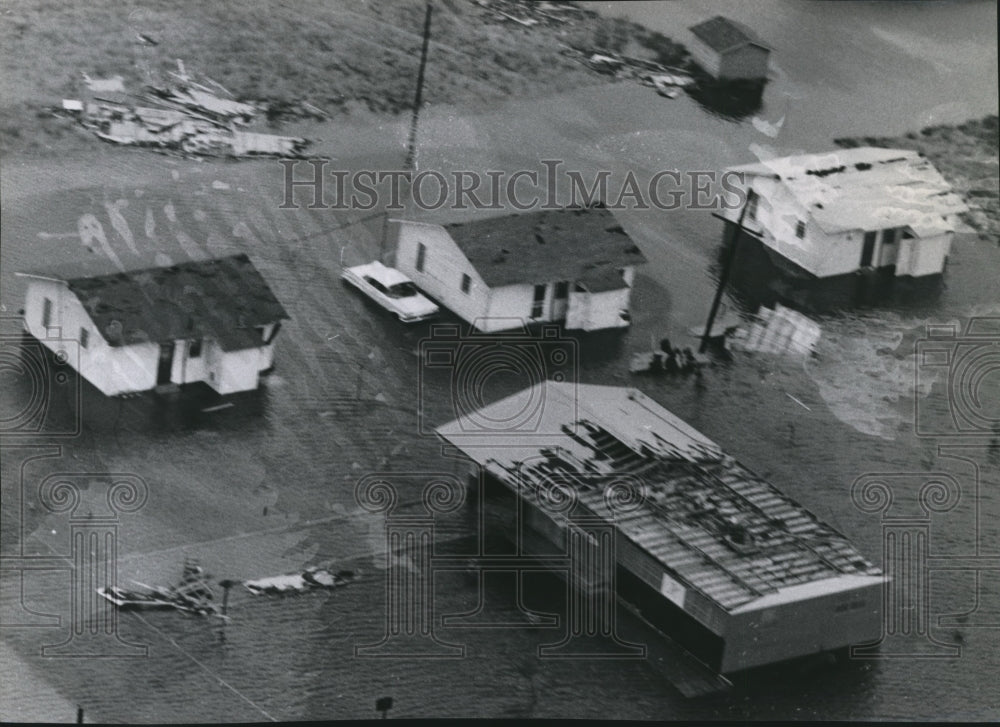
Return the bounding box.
[341,261,439,322]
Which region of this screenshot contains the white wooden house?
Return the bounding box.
[688,16,771,81]
[719,148,969,278]
[18,254,288,396]
[391,206,647,333]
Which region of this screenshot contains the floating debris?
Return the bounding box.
[243,567,361,596]
[729,303,821,356]
[97,559,220,616]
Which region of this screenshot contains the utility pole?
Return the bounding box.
[403,2,433,172]
[699,190,754,353]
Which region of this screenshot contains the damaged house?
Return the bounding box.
[18,254,288,396]
[391,206,648,333]
[719,147,969,278]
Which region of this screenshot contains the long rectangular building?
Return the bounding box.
[436,382,884,675]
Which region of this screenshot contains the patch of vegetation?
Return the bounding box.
[0,0,685,155]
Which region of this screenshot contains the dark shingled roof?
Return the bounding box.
[443,206,647,289]
[690,16,769,53]
[55,254,288,350]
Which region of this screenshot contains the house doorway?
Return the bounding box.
[860,231,878,268]
[157,342,175,385]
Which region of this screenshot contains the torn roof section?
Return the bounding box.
[689,16,771,53]
[727,147,969,236]
[437,382,882,613]
[443,206,647,288]
[21,254,288,350]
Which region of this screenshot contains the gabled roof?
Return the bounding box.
[726,147,968,236]
[437,382,881,614]
[443,206,647,288]
[690,16,770,53]
[22,254,288,350]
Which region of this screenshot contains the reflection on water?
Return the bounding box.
[685,76,767,122]
[717,229,948,317]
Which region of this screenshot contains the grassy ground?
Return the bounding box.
[834,115,1000,243]
[0,0,684,155]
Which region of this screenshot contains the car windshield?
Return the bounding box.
[386,282,419,298]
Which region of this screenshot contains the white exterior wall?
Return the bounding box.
[721,580,882,673]
[900,231,952,277]
[23,279,158,395]
[484,283,539,331]
[393,221,491,326]
[22,279,277,396]
[565,287,631,331]
[741,179,821,275]
[730,177,956,278]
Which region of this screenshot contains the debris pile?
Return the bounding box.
[559,46,694,98]
[729,303,821,356]
[57,61,312,159]
[476,0,596,28]
[243,567,360,596]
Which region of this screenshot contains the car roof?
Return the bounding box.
[349,261,413,287]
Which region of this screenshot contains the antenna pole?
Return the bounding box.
[404,2,433,171]
[699,190,753,353]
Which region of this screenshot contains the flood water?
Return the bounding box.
[1,0,998,722]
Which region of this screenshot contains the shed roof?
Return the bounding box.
[443,206,647,288]
[690,16,770,53]
[22,254,288,350]
[727,147,968,235]
[437,382,881,613]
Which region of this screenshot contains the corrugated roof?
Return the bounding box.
[690,16,770,53]
[26,254,288,350]
[443,206,647,288]
[437,383,881,613]
[727,147,969,235]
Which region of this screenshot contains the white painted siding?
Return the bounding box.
[393,221,492,326]
[565,288,631,331]
[22,279,278,396]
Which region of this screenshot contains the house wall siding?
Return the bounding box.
[721,580,882,673]
[717,45,770,79]
[23,279,277,396]
[394,221,492,327]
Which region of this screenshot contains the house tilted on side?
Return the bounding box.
[719,148,969,278]
[687,16,771,81]
[391,206,648,333]
[18,254,289,396]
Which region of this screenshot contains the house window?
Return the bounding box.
[80,328,89,349]
[531,284,546,319]
[189,338,202,358]
[554,281,569,299]
[416,243,427,273]
[745,189,758,220]
[42,298,52,329]
[795,219,806,239]
[460,273,471,294]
